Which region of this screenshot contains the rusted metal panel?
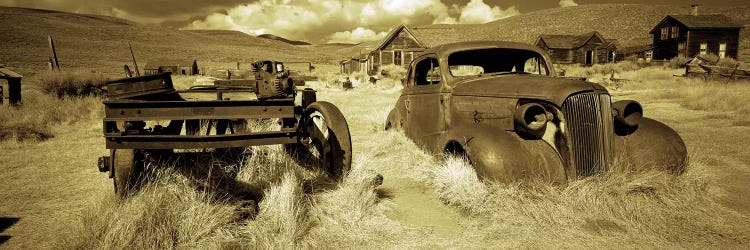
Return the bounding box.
[106,73,175,99]
[104,99,295,120]
[105,130,297,149]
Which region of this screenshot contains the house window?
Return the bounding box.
[670,26,679,38]
[661,27,669,40]
[382,51,394,65]
[700,43,708,55]
[719,43,727,58]
[394,50,403,66]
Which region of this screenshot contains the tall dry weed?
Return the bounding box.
[35,70,110,98]
[428,155,750,248]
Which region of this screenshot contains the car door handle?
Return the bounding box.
[405,100,411,112]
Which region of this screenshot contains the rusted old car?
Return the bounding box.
[385,41,687,183]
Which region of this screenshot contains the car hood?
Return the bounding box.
[451,74,607,107]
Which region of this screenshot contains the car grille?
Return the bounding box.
[562,92,615,176]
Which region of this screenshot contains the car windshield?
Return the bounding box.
[448,48,550,77]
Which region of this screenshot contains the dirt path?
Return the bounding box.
[380,176,464,236]
[0,124,109,249]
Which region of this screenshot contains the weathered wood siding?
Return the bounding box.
[377,30,424,71]
[652,19,689,60]
[687,29,741,59]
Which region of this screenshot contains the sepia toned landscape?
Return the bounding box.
[1,1,750,249]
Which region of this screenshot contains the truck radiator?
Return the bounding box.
[562,92,615,176]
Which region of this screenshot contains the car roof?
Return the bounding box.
[421,41,547,58]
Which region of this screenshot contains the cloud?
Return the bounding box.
[457,0,519,24]
[559,0,579,8]
[329,27,387,44]
[187,0,519,43]
[1,0,521,44]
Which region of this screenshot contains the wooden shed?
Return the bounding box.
[535,31,617,65]
[0,66,22,106]
[144,59,199,76]
[340,58,366,75]
[650,12,743,60]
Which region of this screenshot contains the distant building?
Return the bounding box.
[535,31,617,65]
[616,44,654,62]
[341,24,469,75]
[649,5,743,60]
[144,59,199,76]
[340,57,366,75]
[0,66,22,106]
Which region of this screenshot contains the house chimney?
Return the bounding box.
[691,4,699,16]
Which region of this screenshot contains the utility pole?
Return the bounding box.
[48,35,60,70]
[128,42,140,77]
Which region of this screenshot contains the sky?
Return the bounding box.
[0,0,745,44]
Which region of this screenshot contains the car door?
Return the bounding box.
[403,55,447,149]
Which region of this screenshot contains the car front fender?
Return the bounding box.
[614,118,688,174]
[439,125,568,184]
[385,108,400,130]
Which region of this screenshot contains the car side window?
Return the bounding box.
[414,57,440,86]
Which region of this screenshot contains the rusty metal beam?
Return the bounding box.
[105,130,297,149]
[104,98,295,120]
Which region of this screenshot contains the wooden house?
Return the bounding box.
[650,6,743,60]
[144,59,199,76]
[616,44,654,62]
[535,31,617,65]
[351,24,468,75]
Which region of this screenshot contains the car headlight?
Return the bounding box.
[515,103,549,132]
[612,100,642,127]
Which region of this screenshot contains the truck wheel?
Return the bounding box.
[112,149,142,197]
[291,101,352,180]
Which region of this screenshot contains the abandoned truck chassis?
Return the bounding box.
[98,66,351,196]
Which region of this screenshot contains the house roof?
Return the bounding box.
[409,24,474,48]
[617,44,654,54]
[649,14,743,33]
[144,58,197,69]
[423,41,548,59]
[374,23,478,51]
[536,31,615,49]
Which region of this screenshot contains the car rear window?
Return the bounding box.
[448,48,549,76]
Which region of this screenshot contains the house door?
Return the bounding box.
[585,51,594,65]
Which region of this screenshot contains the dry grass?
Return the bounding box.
[35,70,110,98]
[0,91,101,141]
[56,168,237,250]
[429,156,749,248]
[5,65,750,249]
[560,61,642,79]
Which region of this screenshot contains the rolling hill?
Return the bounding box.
[0,7,338,76]
[477,4,749,45]
[257,34,311,45]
